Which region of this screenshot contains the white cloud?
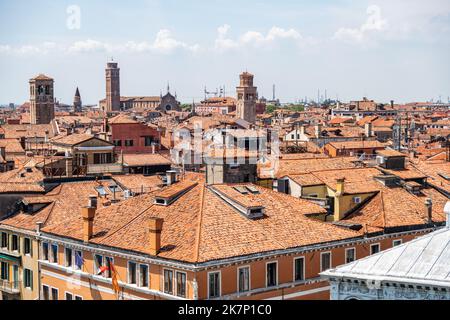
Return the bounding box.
[0,29,200,56]
[215,24,239,51]
[67,39,111,53]
[0,45,11,53]
[214,24,303,51]
[334,5,388,43]
[151,29,199,54]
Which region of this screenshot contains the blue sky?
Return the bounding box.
[0,0,449,105]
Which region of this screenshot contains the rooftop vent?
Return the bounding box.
[153,181,198,206]
[209,185,265,219]
[403,181,423,195]
[331,220,363,231]
[233,186,249,194]
[245,185,260,194]
[374,175,399,187]
[438,173,450,181]
[95,185,108,197]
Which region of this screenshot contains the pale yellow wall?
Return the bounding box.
[302,185,327,198]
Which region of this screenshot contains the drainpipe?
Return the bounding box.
[36,222,43,300]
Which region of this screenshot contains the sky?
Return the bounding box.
[0,0,449,105]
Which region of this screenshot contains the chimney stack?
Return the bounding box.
[166,170,177,186]
[365,123,372,138]
[36,222,43,236]
[336,178,345,195]
[425,198,433,224]
[148,217,164,255]
[315,124,322,139]
[333,178,346,222]
[82,197,97,243]
[444,201,450,228]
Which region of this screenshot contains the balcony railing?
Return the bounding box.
[0,280,21,294]
[86,163,123,175]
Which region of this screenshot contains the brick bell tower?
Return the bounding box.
[105,61,120,112]
[29,74,55,124]
[236,71,257,124]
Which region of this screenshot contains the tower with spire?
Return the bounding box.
[73,87,82,113]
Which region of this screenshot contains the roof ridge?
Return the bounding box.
[193,184,206,262]
[422,233,450,279]
[97,200,156,243]
[42,201,57,226]
[380,190,386,228]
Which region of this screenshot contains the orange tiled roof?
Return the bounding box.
[19,178,361,263]
[326,140,387,150]
[122,153,171,167]
[344,186,447,231]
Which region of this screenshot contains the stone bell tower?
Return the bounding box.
[236,71,257,124]
[73,87,82,113]
[29,74,55,124]
[105,61,121,112]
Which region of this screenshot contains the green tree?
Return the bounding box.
[266,104,276,113]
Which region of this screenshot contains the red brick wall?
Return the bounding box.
[111,123,160,154]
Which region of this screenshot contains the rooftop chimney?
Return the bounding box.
[148,217,164,255]
[333,178,346,222]
[444,201,450,228]
[36,222,43,236]
[365,123,372,138]
[425,198,433,224]
[82,197,97,243]
[336,178,345,195]
[166,170,177,186]
[315,124,322,139]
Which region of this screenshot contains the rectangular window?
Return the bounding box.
[113,140,122,147]
[345,248,356,263]
[75,296,83,301]
[176,272,187,298]
[104,256,113,278]
[65,247,73,268]
[51,287,59,300]
[24,269,33,289]
[65,292,73,300]
[1,232,8,249]
[1,262,9,280]
[51,244,58,263]
[93,153,113,164]
[238,266,250,292]
[24,238,32,256]
[11,235,19,252]
[125,139,134,147]
[321,252,331,272]
[42,243,49,261]
[128,261,137,285]
[139,264,149,288]
[208,272,221,299]
[144,136,154,147]
[74,250,83,270]
[393,240,402,247]
[266,262,277,287]
[94,254,103,274]
[294,257,305,282]
[164,269,173,294]
[370,244,380,255]
[42,285,50,300]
